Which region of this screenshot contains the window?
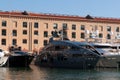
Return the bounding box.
[81,25,85,30]
[12,39,17,45]
[2,29,6,36]
[72,32,76,38]
[13,21,17,27]
[34,30,38,35]
[63,31,67,38]
[44,31,48,37]
[23,39,27,44]
[116,27,119,32]
[2,20,7,26]
[34,22,38,28]
[1,39,6,45]
[12,30,17,36]
[34,39,38,44]
[95,25,98,30]
[44,40,48,46]
[99,33,103,38]
[107,26,111,32]
[44,23,48,29]
[23,30,27,35]
[100,26,103,31]
[81,33,85,39]
[72,24,76,30]
[53,23,58,29]
[62,23,67,30]
[107,34,111,39]
[91,26,94,31]
[23,22,27,28]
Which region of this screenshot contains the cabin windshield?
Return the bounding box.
[79,44,100,55]
[14,51,28,55]
[80,45,95,51]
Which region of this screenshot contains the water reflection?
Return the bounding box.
[1,65,120,80]
[5,67,32,80]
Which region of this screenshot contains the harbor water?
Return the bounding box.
[1,64,120,80]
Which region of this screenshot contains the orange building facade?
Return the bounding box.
[0,11,120,52]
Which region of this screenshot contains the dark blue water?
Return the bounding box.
[1,64,120,80]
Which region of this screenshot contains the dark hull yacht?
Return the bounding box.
[0,46,34,67]
[35,40,100,69]
[3,51,34,67]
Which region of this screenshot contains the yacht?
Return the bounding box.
[0,49,9,67]
[35,40,100,69]
[0,46,34,67]
[90,43,120,68]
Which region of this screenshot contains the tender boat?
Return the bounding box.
[0,49,9,67]
[90,43,120,68]
[0,46,34,67]
[35,40,100,69]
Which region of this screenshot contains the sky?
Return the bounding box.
[1,0,120,18]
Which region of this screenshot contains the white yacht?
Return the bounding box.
[0,49,9,67]
[90,42,120,68]
[90,43,120,55]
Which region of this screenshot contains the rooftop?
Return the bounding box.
[0,10,120,24]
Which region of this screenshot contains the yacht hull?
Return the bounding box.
[35,56,99,69]
[97,55,120,68]
[3,55,34,67]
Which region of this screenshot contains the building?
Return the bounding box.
[0,10,120,52]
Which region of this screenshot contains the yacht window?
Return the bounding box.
[85,45,94,51]
[94,45,111,48]
[71,46,79,50]
[80,45,93,49]
[110,46,116,49]
[55,46,60,50]
[55,45,68,51]
[72,54,82,57]
[63,57,68,60]
[57,53,64,61]
[45,45,55,51]
[46,45,79,51]
[111,46,120,49]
